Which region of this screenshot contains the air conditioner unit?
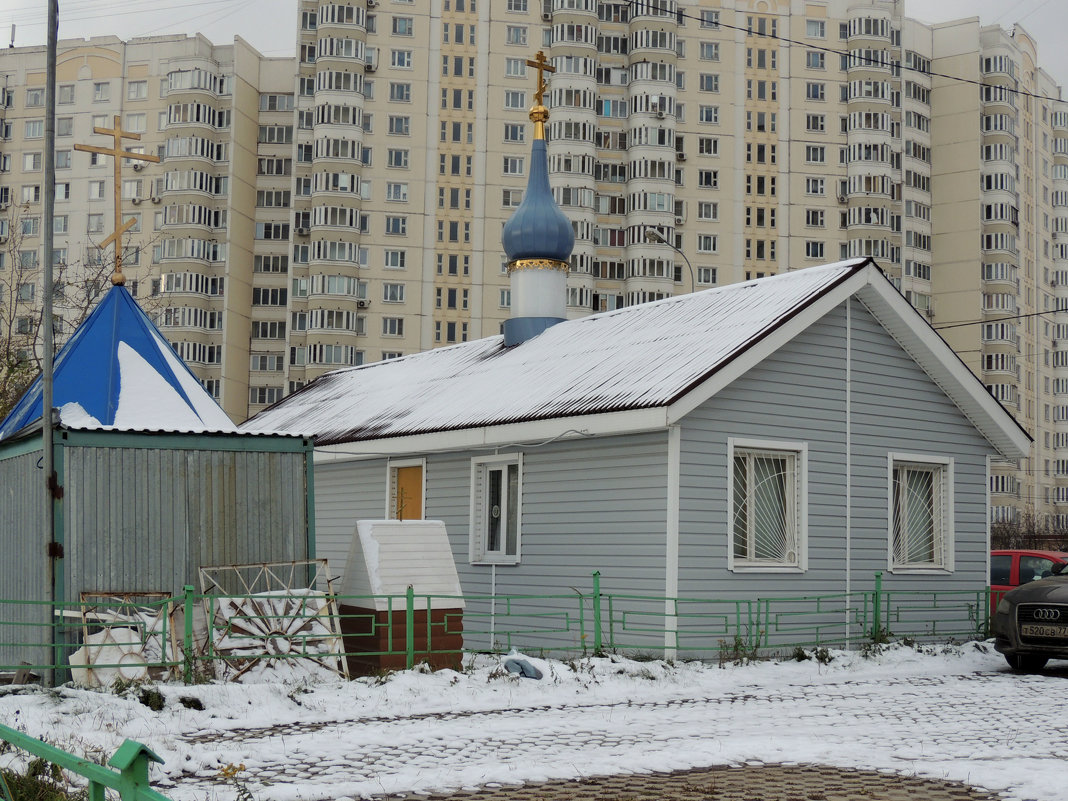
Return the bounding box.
[655,110,665,119]
[150,196,161,204]
[132,163,144,172]
[0,235,6,245]
[676,152,686,161]
[364,62,376,73]
[541,11,551,21]
[0,202,9,211]
[367,0,377,7]
[296,226,310,236]
[837,194,847,204]
[356,298,370,308]
[674,216,684,225]
[131,196,141,205]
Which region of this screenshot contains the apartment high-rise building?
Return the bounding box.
[1,0,1066,528]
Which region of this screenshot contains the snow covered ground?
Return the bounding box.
[1,641,1064,801]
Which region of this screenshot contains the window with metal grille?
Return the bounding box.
[890,455,952,571]
[729,440,806,570]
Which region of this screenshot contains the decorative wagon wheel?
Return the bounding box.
[206,594,346,681]
[199,560,347,681]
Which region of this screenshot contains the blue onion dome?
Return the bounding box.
[501,112,575,265]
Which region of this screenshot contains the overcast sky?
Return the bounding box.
[1,0,1066,90]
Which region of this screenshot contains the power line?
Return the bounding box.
[934,308,1067,331]
[627,0,1066,105]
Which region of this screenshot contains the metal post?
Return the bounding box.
[644,228,696,293]
[592,571,602,654]
[872,571,883,640]
[42,0,59,689]
[182,585,194,683]
[405,585,415,670]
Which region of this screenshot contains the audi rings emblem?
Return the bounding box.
[1034,608,1063,621]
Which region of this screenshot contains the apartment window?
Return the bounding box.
[22,153,42,172]
[126,113,147,134]
[384,250,406,269]
[392,16,413,35]
[699,106,719,124]
[806,82,825,101]
[506,25,527,45]
[701,10,720,28]
[382,316,404,336]
[504,123,525,142]
[805,145,825,164]
[698,137,718,156]
[806,51,825,70]
[387,148,409,169]
[698,170,718,188]
[806,20,826,38]
[389,82,411,102]
[890,455,952,572]
[805,241,825,259]
[385,216,407,235]
[697,267,717,284]
[729,439,807,571]
[93,82,110,102]
[57,85,74,104]
[386,182,408,202]
[699,74,719,92]
[127,80,148,100]
[697,234,718,253]
[25,120,44,139]
[806,114,825,132]
[21,185,41,204]
[805,209,825,227]
[391,49,412,68]
[503,156,524,175]
[697,201,718,220]
[470,454,522,565]
[504,90,526,109]
[805,177,825,195]
[699,42,719,61]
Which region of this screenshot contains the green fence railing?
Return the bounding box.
[0,574,994,682]
[0,725,170,801]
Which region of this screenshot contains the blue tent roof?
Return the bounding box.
[0,285,235,440]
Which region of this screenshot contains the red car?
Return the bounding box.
[991,550,1068,609]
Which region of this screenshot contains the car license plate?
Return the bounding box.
[1021,623,1068,638]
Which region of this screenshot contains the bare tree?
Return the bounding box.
[991,510,1068,551]
[0,203,160,418]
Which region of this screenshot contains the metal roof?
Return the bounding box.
[243,261,871,445]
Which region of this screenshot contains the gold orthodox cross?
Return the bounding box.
[74,115,160,287]
[526,50,555,106]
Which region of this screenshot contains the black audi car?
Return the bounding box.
[993,562,1068,670]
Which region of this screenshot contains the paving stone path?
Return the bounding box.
[164,670,1059,800]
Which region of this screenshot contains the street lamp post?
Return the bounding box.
[644,228,695,294]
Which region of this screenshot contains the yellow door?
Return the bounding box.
[394,465,423,520]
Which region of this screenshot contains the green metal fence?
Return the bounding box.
[0,573,994,682]
[0,725,170,801]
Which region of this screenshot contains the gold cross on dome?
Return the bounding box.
[74,114,160,287]
[526,50,555,106]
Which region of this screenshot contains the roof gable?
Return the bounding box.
[0,285,236,440]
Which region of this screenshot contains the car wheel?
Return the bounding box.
[1005,653,1050,671]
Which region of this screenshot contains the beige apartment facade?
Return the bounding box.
[1,0,1066,526]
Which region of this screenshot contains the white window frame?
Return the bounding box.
[385,457,426,520]
[727,438,808,573]
[887,453,954,573]
[469,453,523,565]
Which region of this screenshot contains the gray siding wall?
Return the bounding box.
[63,446,308,599]
[314,432,670,653]
[678,299,994,610]
[0,448,50,667]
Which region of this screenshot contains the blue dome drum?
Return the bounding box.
[501,51,575,347]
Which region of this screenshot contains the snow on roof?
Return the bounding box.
[243,261,867,445]
[0,285,236,441]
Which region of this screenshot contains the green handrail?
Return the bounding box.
[0,724,170,801]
